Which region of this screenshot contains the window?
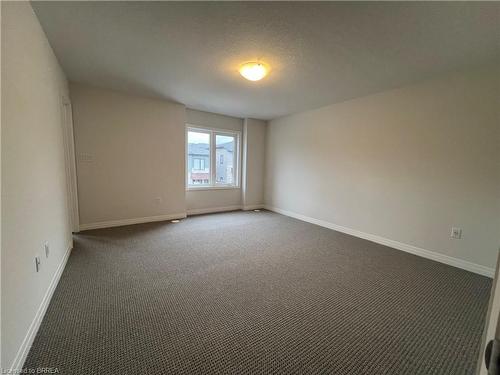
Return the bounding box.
[186,126,240,189]
[193,158,206,170]
[187,130,210,186]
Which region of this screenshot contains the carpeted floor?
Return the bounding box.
[24,210,491,374]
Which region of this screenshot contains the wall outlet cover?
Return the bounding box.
[451,227,462,239]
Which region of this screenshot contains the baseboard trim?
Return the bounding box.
[265,205,494,278]
[187,205,242,216]
[242,204,265,211]
[9,241,73,371]
[79,213,187,231]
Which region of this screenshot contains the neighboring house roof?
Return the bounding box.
[188,143,209,156]
[188,142,233,155]
[217,141,233,153]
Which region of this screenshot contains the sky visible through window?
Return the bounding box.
[188,131,209,144]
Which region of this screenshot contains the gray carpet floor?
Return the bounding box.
[24,210,491,374]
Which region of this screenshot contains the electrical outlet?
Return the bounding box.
[35,256,41,272]
[451,227,462,239]
[44,241,50,258]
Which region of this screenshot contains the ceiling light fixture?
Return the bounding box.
[239,62,269,81]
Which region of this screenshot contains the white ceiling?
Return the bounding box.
[32,2,499,120]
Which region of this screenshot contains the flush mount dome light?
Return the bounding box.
[239,62,269,81]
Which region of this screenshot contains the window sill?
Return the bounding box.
[186,186,240,192]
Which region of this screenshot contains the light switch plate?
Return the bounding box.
[451,227,462,239]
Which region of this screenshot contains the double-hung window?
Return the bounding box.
[186,126,240,189]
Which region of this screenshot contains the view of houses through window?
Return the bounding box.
[216,134,235,184]
[187,128,238,187]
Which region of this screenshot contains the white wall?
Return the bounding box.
[185,109,243,213]
[70,84,186,228]
[242,118,266,209]
[1,1,72,369]
[265,66,500,271]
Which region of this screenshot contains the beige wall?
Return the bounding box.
[265,66,500,269]
[186,109,243,133]
[70,84,186,227]
[1,1,72,369]
[242,118,266,209]
[185,109,243,213]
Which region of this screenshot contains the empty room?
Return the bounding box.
[1,1,499,374]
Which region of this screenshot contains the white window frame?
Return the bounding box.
[186,125,241,191]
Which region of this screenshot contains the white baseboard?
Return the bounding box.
[265,205,494,278]
[242,204,265,211]
[79,207,264,229]
[79,212,187,231]
[9,241,73,371]
[187,205,242,216]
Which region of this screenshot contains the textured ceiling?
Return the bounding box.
[32,1,500,120]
